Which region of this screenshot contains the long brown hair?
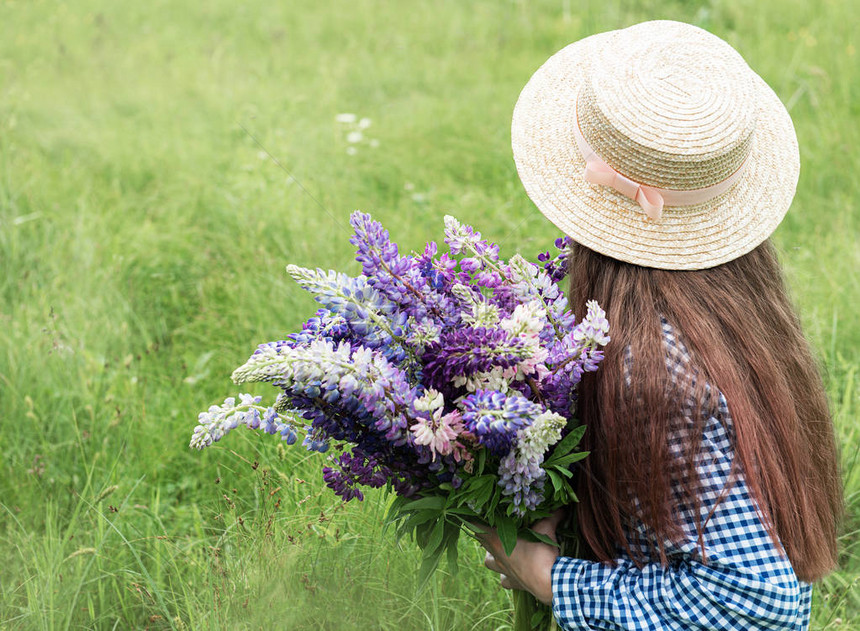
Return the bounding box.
[568,240,843,582]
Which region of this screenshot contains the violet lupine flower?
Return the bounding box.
[350,212,421,305]
[506,254,573,342]
[351,212,458,323]
[421,327,531,392]
[189,394,261,448]
[497,410,566,515]
[414,240,459,293]
[190,394,297,449]
[234,338,424,448]
[285,265,410,362]
[460,390,545,455]
[443,215,500,269]
[537,236,574,283]
[323,451,389,501]
[540,301,610,414]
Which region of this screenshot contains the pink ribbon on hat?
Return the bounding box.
[572,117,750,222]
[582,159,665,221]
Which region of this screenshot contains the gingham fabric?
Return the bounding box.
[551,319,812,630]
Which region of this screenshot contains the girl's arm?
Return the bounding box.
[480,405,811,630]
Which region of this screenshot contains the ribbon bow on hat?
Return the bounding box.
[583,159,664,221]
[572,121,665,222]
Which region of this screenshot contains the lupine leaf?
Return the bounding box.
[496,515,518,556]
[546,451,589,469]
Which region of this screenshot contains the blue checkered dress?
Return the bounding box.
[551,320,812,630]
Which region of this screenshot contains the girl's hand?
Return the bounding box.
[473,510,564,605]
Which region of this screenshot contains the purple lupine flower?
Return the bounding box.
[422,327,531,392]
[497,410,566,515]
[498,449,546,515]
[350,212,457,323]
[322,451,387,501]
[573,300,611,347]
[190,395,298,449]
[460,390,544,455]
[285,265,411,362]
[538,236,574,283]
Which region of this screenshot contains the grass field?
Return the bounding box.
[1,0,858,628]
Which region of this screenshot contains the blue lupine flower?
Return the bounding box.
[460,390,544,455]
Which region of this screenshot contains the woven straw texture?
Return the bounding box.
[511,20,799,270]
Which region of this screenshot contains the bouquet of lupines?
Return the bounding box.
[191,211,609,617]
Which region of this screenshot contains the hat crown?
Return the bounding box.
[577,21,759,191]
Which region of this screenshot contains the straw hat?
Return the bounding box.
[511,20,799,270]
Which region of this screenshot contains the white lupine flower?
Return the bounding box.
[453,365,518,393]
[406,317,442,350]
[500,300,546,338]
[452,283,500,326]
[414,388,444,412]
[515,410,566,462]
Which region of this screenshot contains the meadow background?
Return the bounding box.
[1,0,857,628]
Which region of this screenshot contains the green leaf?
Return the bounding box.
[496,515,518,556]
[466,475,496,511]
[445,506,480,519]
[423,518,446,556]
[396,509,440,537]
[415,518,436,548]
[546,469,564,493]
[476,448,487,475]
[487,485,501,517]
[544,425,586,466]
[526,528,560,548]
[400,496,445,512]
[547,451,590,469]
[416,548,443,593]
[384,495,409,524]
[445,527,460,575]
[552,465,574,478]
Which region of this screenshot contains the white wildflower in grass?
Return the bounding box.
[359,117,372,129]
[369,138,380,148]
[346,131,363,143]
[335,112,357,123]
[346,146,358,156]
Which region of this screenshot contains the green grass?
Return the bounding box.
[1,0,858,628]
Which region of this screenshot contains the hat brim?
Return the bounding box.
[511,30,800,270]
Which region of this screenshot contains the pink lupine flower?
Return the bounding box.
[410,409,463,460]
